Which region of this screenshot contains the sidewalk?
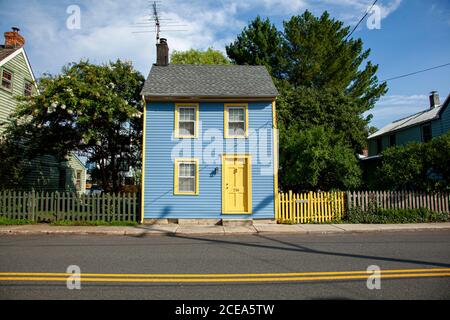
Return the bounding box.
[1,222,449,237]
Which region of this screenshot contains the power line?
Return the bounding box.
[381,62,450,82]
[345,0,378,41]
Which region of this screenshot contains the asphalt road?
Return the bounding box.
[0,231,449,299]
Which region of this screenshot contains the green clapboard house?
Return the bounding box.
[0,27,86,193]
[367,91,450,157]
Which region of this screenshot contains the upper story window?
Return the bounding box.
[24,80,33,96]
[389,134,396,147]
[1,69,13,91]
[224,104,248,138]
[175,103,199,138]
[421,123,432,142]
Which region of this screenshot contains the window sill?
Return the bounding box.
[224,136,248,139]
[0,86,13,94]
[173,192,199,196]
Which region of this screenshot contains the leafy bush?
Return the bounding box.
[375,132,450,191]
[280,125,362,191]
[345,207,449,224]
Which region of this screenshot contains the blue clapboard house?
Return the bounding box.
[140,39,279,222]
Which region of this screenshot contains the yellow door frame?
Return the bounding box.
[221,154,252,214]
[272,100,279,219]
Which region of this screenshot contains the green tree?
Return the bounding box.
[277,85,370,152]
[283,11,386,109]
[4,59,145,192]
[0,134,26,190]
[227,11,387,191]
[226,16,285,78]
[375,133,450,191]
[171,47,230,64]
[280,125,361,191]
[428,132,450,189]
[376,142,428,190]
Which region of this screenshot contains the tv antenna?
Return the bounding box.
[152,0,161,42]
[131,1,187,43]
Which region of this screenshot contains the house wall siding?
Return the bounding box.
[143,101,275,219]
[396,126,421,145]
[436,104,450,134]
[0,51,33,135]
[64,154,87,194]
[20,155,62,191]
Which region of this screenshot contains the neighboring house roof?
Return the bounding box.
[368,94,450,139]
[0,45,38,91]
[0,46,19,62]
[141,64,278,100]
[70,152,88,170]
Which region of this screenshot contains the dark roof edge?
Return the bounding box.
[143,95,277,102]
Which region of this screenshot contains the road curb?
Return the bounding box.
[0,223,449,237]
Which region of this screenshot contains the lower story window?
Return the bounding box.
[422,123,432,142]
[76,170,82,190]
[389,134,396,147]
[174,158,199,195]
[24,80,33,96]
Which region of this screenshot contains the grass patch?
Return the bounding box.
[50,220,138,227]
[345,207,449,224]
[0,216,36,225]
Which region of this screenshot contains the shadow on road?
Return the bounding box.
[164,232,450,268]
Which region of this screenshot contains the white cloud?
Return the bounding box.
[377,94,428,106]
[0,0,403,77]
[368,94,428,128]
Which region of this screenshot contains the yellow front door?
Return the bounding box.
[222,155,252,214]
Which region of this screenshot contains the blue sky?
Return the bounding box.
[0,0,449,129]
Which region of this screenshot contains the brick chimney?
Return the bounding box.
[429,91,440,109]
[156,38,169,66]
[4,27,25,48]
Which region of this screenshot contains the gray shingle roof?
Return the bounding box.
[141,64,278,99]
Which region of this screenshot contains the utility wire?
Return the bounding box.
[345,0,378,41]
[381,62,450,82]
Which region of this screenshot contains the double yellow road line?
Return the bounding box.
[0,268,449,284]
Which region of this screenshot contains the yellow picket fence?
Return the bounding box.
[276,191,346,223]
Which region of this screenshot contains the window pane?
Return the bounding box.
[179,122,194,136]
[422,125,432,142]
[1,70,12,89]
[389,134,396,147]
[229,122,245,136]
[3,71,12,81]
[24,82,32,96]
[179,163,195,178]
[179,178,195,192]
[229,108,244,122]
[180,107,195,121]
